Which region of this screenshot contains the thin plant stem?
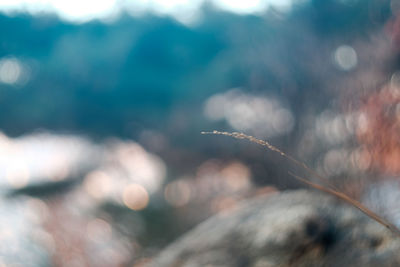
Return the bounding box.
[202,130,400,237]
[201,130,338,190]
[289,172,400,237]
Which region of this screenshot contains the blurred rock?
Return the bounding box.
[151,190,400,267]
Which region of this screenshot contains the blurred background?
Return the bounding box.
[2,0,400,266]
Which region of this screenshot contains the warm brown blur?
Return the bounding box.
[357,83,400,175]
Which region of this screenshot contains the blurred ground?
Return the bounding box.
[1,0,400,266]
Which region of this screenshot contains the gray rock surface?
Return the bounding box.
[151,190,400,267]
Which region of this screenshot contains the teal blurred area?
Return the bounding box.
[0,0,399,266]
[0,0,390,138]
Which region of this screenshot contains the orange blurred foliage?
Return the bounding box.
[357,84,400,175]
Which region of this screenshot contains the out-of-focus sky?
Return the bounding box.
[0,0,292,23]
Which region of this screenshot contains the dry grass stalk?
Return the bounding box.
[201,130,400,237]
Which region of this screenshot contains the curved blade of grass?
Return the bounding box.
[288,172,400,237]
[201,130,338,190]
[202,130,400,237]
